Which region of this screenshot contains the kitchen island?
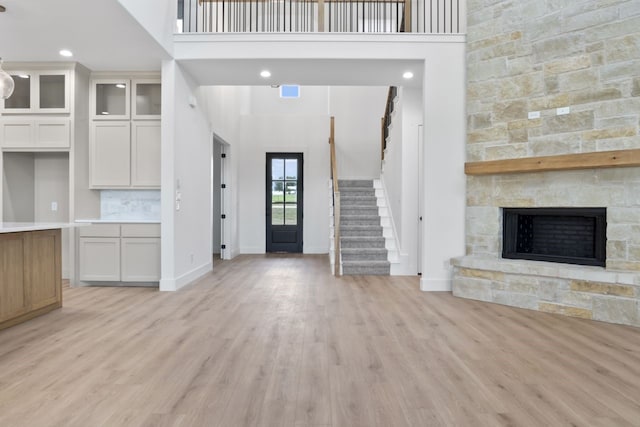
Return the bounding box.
[0,223,71,331]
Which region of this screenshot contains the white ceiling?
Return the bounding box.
[0,0,169,71]
[180,58,424,88]
[0,0,424,87]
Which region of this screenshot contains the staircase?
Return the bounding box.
[339,180,390,275]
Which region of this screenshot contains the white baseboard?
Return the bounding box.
[420,277,452,292]
[160,261,213,291]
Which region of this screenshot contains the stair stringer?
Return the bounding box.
[375,177,411,275]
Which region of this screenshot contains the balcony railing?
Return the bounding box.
[177,0,464,33]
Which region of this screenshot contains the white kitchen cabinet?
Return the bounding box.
[78,237,121,281]
[90,121,131,188]
[121,238,160,281]
[91,79,130,120]
[131,121,161,187]
[0,70,69,114]
[132,79,161,120]
[88,75,160,189]
[0,118,70,149]
[78,223,160,283]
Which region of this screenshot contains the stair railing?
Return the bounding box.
[180,0,465,33]
[381,86,397,165]
[329,116,341,276]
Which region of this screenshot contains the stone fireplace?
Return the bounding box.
[452,168,640,327]
[458,0,640,327]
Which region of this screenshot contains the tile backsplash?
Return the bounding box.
[100,190,161,221]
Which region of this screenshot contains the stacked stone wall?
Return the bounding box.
[467,0,640,161]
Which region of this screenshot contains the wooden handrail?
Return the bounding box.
[328,116,341,276]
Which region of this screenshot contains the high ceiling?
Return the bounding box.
[0,0,169,71]
[0,0,428,87]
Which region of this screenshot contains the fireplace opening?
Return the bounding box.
[502,208,606,267]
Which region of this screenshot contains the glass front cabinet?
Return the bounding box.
[91,78,161,120]
[132,79,161,119]
[0,70,70,113]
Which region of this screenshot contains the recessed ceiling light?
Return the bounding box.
[101,112,110,115]
[18,75,29,79]
[115,84,126,89]
[260,70,271,78]
[59,49,73,57]
[403,71,414,79]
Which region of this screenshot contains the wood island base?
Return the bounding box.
[0,229,62,331]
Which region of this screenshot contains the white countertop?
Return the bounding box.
[75,219,161,224]
[0,222,80,234]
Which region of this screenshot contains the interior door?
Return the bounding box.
[266,153,303,253]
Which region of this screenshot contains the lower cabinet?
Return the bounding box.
[78,223,160,283]
[121,238,161,281]
[78,237,121,281]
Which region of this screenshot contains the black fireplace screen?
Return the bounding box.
[502,208,606,267]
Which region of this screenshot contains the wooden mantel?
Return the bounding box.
[465,149,640,176]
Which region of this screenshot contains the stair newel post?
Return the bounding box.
[329,116,341,276]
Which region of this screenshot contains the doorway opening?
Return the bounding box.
[212,134,230,261]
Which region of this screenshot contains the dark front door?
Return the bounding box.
[266,153,303,253]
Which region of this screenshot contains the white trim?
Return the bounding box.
[420,277,452,292]
[159,260,212,291]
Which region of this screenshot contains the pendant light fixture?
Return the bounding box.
[0,58,15,100]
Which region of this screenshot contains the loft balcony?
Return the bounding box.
[177,0,465,34]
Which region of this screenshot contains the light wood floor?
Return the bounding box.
[2,255,640,426]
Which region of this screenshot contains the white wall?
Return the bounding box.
[200,85,250,258]
[329,86,387,179]
[237,114,330,254]
[2,153,35,222]
[421,44,466,291]
[161,60,213,291]
[381,87,422,275]
[200,85,386,257]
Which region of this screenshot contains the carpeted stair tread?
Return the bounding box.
[340,196,378,206]
[340,236,386,249]
[336,179,389,276]
[342,260,391,275]
[338,180,374,188]
[341,207,379,215]
[340,226,383,237]
[341,248,388,261]
[341,215,381,226]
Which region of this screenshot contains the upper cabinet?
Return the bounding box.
[89,74,161,189]
[91,78,161,120]
[0,70,70,114]
[92,79,131,120]
[132,79,161,120]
